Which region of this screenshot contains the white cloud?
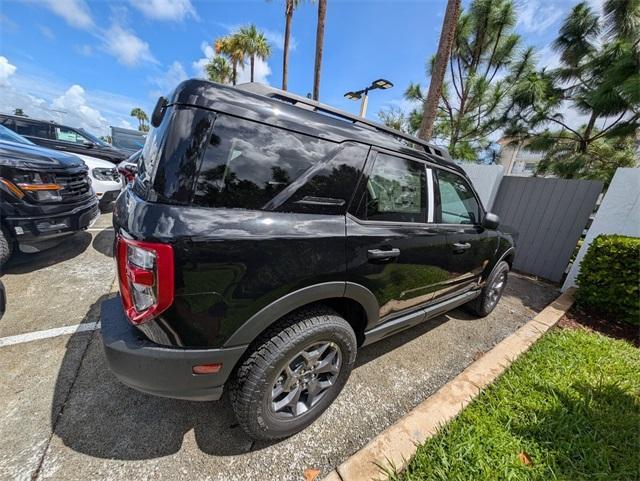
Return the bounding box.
[263,29,297,51]
[236,58,271,85]
[130,0,198,21]
[102,24,157,67]
[517,0,564,34]
[51,85,109,133]
[42,0,93,29]
[0,56,148,136]
[536,45,562,70]
[150,61,188,96]
[192,41,215,78]
[0,56,17,86]
[119,119,134,129]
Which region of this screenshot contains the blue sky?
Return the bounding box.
[0,0,586,138]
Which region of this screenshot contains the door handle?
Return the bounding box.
[367,248,401,261]
[452,242,471,253]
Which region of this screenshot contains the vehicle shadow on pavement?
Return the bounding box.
[50,298,457,460]
[91,229,115,257]
[3,232,92,275]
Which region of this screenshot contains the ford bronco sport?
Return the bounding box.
[101,80,514,441]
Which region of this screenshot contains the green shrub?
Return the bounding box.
[575,234,640,324]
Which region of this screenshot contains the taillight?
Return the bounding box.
[116,235,174,324]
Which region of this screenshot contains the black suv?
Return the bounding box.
[102,80,514,441]
[0,125,99,265]
[0,114,127,164]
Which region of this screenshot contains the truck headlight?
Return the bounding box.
[92,167,119,182]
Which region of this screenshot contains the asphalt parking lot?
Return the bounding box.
[0,212,558,481]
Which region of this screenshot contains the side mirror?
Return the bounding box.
[482,212,500,230]
[83,140,95,148]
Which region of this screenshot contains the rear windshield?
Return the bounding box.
[192,115,338,210]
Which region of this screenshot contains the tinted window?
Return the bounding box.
[364,153,426,223]
[12,120,51,139]
[437,170,480,224]
[193,115,335,210]
[54,126,88,144]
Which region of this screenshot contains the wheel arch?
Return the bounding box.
[223,281,379,348]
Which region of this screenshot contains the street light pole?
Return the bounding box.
[359,91,369,117]
[345,78,393,118]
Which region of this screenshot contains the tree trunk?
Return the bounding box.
[418,0,461,140]
[282,2,293,91]
[232,61,237,86]
[312,0,327,101]
[250,55,255,83]
[581,112,597,153]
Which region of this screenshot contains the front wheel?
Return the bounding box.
[229,306,357,441]
[467,260,509,317]
[0,226,14,267]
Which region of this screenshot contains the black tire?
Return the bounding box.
[229,306,357,441]
[0,226,13,267]
[467,260,510,317]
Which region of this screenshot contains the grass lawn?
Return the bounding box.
[391,329,640,481]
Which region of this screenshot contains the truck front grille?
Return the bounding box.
[58,172,92,201]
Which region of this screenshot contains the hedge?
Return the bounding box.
[575,234,640,324]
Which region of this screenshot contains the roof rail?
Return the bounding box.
[234,82,449,160]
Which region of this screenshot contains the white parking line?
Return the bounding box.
[0,322,101,348]
[87,227,114,232]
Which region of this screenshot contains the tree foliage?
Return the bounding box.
[205,55,233,84]
[381,0,535,161]
[130,107,149,132]
[506,0,639,184]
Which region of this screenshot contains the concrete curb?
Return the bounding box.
[323,287,576,481]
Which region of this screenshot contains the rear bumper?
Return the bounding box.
[100,297,248,401]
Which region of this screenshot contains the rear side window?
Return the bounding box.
[193,115,337,211]
[12,119,51,139]
[362,152,427,223]
[436,170,480,224]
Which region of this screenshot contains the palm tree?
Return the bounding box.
[215,35,245,85]
[130,108,148,132]
[237,25,272,83]
[281,0,301,90]
[418,0,461,140]
[206,55,233,84]
[312,0,327,100]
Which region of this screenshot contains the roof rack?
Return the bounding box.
[234,82,449,160]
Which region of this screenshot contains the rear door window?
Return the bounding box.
[193,115,335,210]
[362,152,427,223]
[54,126,88,144]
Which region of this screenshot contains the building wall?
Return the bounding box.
[562,167,640,290]
[461,164,504,211]
[497,139,543,176]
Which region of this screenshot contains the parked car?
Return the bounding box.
[101,80,514,441]
[0,125,99,265]
[117,150,140,185]
[0,113,127,164]
[73,153,122,210]
[110,126,147,156]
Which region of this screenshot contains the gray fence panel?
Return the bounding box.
[492,176,603,282]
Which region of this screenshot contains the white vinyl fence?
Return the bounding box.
[562,168,640,291]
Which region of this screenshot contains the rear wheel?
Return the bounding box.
[467,260,509,317]
[229,306,357,440]
[0,226,14,267]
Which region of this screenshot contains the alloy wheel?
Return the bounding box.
[270,341,342,419]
